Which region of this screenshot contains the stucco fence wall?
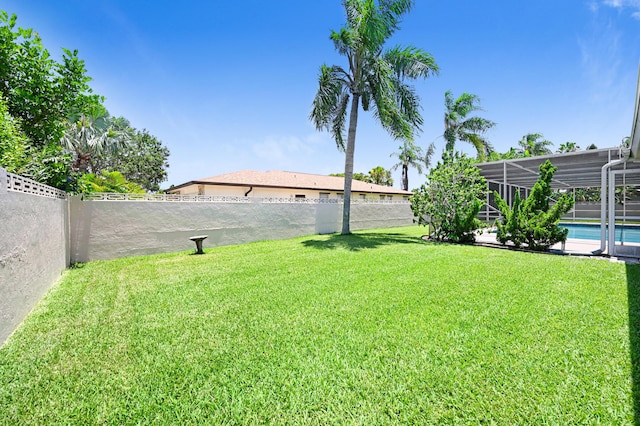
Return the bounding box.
[69,196,414,263]
[1,171,413,344]
[0,169,70,344]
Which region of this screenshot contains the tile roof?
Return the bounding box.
[178,170,412,195]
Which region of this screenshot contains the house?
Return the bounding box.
[167,170,412,201]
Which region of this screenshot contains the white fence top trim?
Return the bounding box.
[82,192,410,204]
[2,170,409,204]
[6,172,67,199]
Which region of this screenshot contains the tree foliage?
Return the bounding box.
[0,92,28,173]
[61,112,131,174]
[557,141,579,153]
[517,133,553,157]
[330,165,394,187]
[97,128,170,192]
[368,165,393,186]
[410,152,486,243]
[494,160,574,251]
[0,10,171,192]
[485,147,521,162]
[390,140,434,190]
[78,170,145,194]
[310,0,438,234]
[443,91,495,160]
[1,90,75,188]
[0,11,101,148]
[20,143,74,190]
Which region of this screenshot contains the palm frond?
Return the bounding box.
[368,57,412,140]
[383,45,439,79]
[460,116,495,134]
[331,90,351,151]
[310,65,351,150]
[443,91,494,154]
[454,92,482,117]
[330,28,352,56]
[464,133,489,159]
[393,79,423,129]
[424,141,435,170]
[310,65,347,128]
[377,0,413,34]
[361,90,371,111]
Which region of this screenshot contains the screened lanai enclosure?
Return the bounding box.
[475,69,640,259]
[476,148,640,257]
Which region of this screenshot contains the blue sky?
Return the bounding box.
[4,1,640,189]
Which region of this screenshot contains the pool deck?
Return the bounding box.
[474,231,640,262]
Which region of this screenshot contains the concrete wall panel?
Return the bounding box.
[70,198,413,262]
[0,173,69,344]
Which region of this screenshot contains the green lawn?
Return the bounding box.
[1,226,638,424]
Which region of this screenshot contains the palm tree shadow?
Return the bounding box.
[301,232,425,251]
[627,263,640,425]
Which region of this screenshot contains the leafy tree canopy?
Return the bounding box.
[331,165,394,187]
[0,10,170,192]
[0,11,102,148]
[0,92,28,173]
[410,151,486,243]
[96,128,170,192]
[367,166,393,186]
[557,141,579,153]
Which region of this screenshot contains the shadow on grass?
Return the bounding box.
[301,232,426,251]
[627,263,640,425]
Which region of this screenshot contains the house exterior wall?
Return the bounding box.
[171,183,407,201]
[0,168,69,345]
[69,197,414,263]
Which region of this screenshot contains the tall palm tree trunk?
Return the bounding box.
[342,94,360,235]
[402,164,408,191]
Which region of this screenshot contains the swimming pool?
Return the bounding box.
[560,223,640,243]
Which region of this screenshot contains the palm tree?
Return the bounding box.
[61,113,131,173]
[443,91,495,160]
[390,140,434,190]
[517,133,553,157]
[557,141,579,153]
[310,0,438,234]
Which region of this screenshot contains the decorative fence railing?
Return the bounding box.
[2,170,409,205]
[6,172,67,199]
[81,192,410,204]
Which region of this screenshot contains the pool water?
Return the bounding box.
[560,223,640,243]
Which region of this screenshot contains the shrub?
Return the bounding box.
[0,93,28,173]
[78,170,145,194]
[410,151,487,243]
[494,160,574,251]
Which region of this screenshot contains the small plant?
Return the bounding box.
[410,151,487,243]
[494,160,574,251]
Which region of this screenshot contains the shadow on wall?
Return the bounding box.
[628,263,640,426]
[301,231,425,251]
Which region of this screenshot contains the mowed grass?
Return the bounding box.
[0,226,637,424]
